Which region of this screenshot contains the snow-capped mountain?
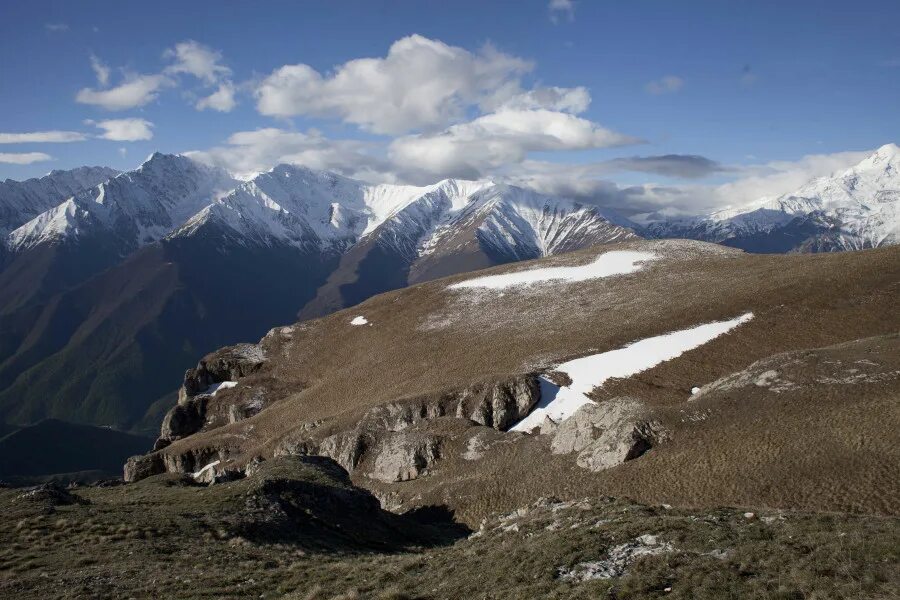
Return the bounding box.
[171,163,635,262]
[645,143,900,252]
[7,153,235,253]
[0,166,119,236]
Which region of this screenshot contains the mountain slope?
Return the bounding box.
[0,166,119,236]
[646,143,900,252]
[0,419,151,483]
[0,154,234,314]
[127,240,900,521]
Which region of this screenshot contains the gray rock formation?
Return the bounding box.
[370,430,441,482]
[551,398,665,472]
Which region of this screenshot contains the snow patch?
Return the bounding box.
[510,313,754,432]
[448,250,655,291]
[206,381,237,396]
[191,460,220,480]
[350,315,369,326]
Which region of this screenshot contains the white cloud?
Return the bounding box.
[0,131,87,144]
[490,86,591,113]
[45,23,68,32]
[86,118,154,141]
[90,54,110,86]
[513,149,872,218]
[76,74,170,110]
[187,128,389,181]
[549,0,575,23]
[255,34,532,134]
[0,152,53,164]
[645,75,684,95]
[196,82,237,112]
[389,108,642,181]
[118,147,128,157]
[163,40,231,84]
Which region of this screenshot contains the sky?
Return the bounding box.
[1,0,898,217]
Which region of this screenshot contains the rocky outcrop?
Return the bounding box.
[551,398,666,472]
[370,430,441,483]
[152,342,267,451]
[276,374,541,477]
[123,453,165,482]
[128,373,539,484]
[178,343,266,402]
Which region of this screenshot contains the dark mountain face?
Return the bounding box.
[0,234,339,433]
[0,418,152,483]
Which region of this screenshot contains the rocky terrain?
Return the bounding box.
[1,458,897,599]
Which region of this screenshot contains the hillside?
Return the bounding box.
[125,239,900,522]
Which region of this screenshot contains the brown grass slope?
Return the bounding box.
[150,239,899,520]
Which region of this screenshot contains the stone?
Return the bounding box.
[550,397,666,472]
[370,431,441,483]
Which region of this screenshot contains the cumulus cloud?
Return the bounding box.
[86,118,154,141]
[90,54,110,86]
[255,34,532,134]
[76,74,170,110]
[76,41,236,112]
[645,75,684,95]
[389,108,642,181]
[0,131,87,144]
[164,40,231,84]
[196,82,237,112]
[186,128,389,181]
[0,152,53,164]
[549,0,575,23]
[489,86,591,113]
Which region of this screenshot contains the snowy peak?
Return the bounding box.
[0,166,119,235]
[647,143,900,252]
[7,154,235,252]
[171,164,634,263]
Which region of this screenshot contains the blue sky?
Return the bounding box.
[1,0,898,215]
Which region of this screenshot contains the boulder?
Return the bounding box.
[550,397,665,472]
[123,452,165,482]
[370,431,441,483]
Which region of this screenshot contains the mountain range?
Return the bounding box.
[644,143,900,252]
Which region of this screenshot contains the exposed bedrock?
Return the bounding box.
[178,343,267,403]
[550,397,667,472]
[125,373,541,484]
[277,374,541,477]
[152,342,268,450]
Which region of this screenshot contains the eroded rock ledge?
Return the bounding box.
[126,373,541,484]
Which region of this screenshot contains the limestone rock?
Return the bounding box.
[550,397,665,472]
[370,431,441,483]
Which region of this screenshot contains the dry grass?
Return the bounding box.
[1,477,897,600]
[134,241,900,524]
